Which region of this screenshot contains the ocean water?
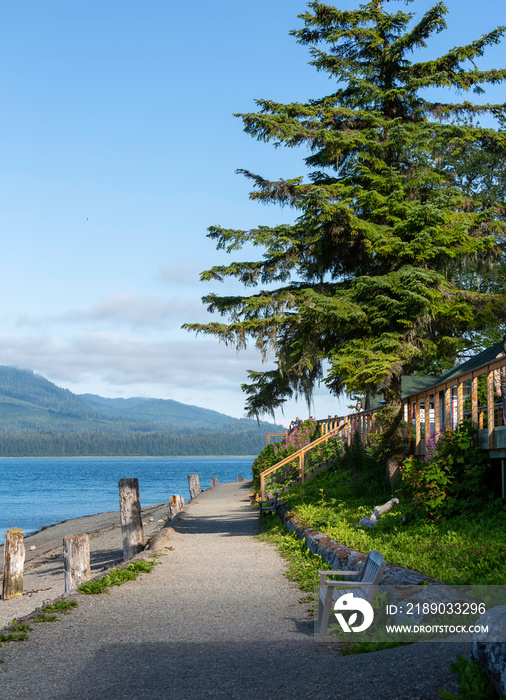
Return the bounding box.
[0,456,253,542]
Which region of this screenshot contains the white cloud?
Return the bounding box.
[0,330,257,391]
[16,292,207,329]
[0,330,346,421]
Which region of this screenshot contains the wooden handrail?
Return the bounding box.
[260,421,350,500]
[262,353,506,492]
[265,432,287,446]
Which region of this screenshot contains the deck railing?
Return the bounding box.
[401,355,505,455]
[262,354,506,496]
[329,355,506,456]
[259,421,349,500]
[265,432,287,446]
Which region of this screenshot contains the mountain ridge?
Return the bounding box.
[0,366,284,456]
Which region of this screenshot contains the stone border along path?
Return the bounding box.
[277,503,443,585]
[0,481,469,700]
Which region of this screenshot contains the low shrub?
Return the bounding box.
[399,421,491,520]
[440,654,502,700]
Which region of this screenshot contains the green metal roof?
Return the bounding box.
[436,341,504,385]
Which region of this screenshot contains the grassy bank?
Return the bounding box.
[279,468,506,584]
[256,422,506,585]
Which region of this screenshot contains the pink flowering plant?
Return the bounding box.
[251,419,320,491]
[272,419,319,460]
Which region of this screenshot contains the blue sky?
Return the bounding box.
[0,0,504,423]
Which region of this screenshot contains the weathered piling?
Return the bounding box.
[63,534,91,593]
[210,477,219,488]
[187,474,202,500]
[118,478,144,561]
[2,528,25,600]
[236,475,243,482]
[168,494,185,519]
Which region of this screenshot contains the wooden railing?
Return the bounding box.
[260,421,349,500]
[265,432,287,446]
[332,355,506,456]
[262,354,506,498]
[400,355,505,456]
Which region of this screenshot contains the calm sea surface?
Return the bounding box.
[0,456,253,542]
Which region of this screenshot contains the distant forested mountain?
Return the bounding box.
[0,366,284,456]
[81,394,260,429]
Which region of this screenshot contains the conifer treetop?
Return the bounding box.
[184,0,506,418]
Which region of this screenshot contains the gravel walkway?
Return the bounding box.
[0,481,469,699]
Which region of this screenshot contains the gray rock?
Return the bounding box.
[472,606,506,697]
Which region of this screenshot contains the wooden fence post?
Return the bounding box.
[415,395,422,455]
[2,528,25,600]
[434,391,440,438]
[168,494,185,518]
[487,369,495,450]
[457,381,464,426]
[188,474,202,500]
[118,478,144,561]
[445,386,452,431]
[63,534,91,593]
[210,477,218,488]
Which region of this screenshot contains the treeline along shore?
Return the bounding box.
[0,429,266,457]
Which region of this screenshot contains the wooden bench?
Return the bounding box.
[317,550,385,638]
[259,491,279,516]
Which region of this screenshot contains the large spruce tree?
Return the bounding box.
[185,1,506,453]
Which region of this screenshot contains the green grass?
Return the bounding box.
[78,559,157,594]
[0,602,79,662]
[258,457,505,664]
[280,468,506,585]
[258,516,332,591]
[41,600,78,614]
[32,599,79,623]
[0,631,30,642]
[33,613,59,623]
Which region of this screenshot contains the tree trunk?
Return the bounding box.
[378,373,405,488]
